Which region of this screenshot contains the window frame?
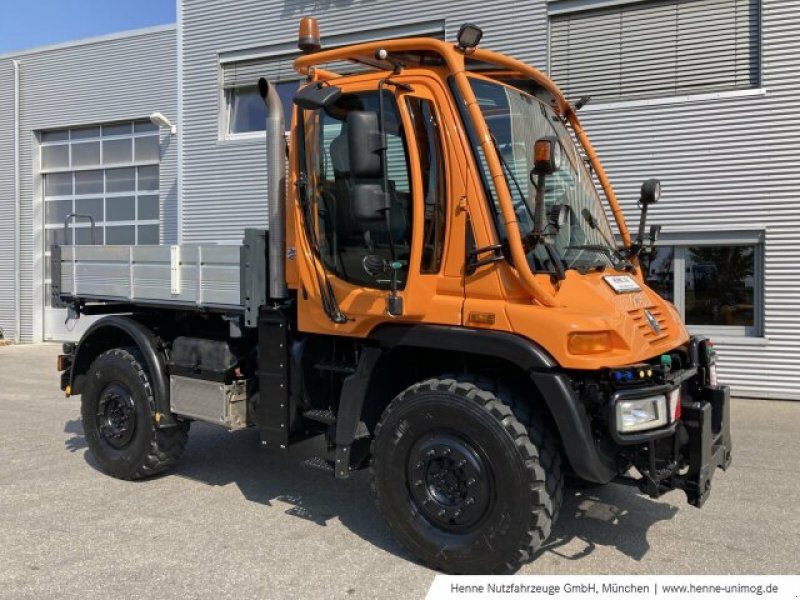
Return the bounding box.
[646,230,764,338]
[405,95,449,275]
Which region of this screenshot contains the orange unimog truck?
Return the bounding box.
[54,19,732,573]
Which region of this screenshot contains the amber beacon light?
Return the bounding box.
[298,16,321,53]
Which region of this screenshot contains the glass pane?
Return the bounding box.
[71,125,101,140]
[103,123,131,136]
[103,138,132,164]
[407,97,446,274]
[75,226,101,245]
[643,246,675,304]
[137,195,159,220]
[134,121,159,133]
[134,135,160,162]
[276,81,300,131]
[137,225,159,245]
[138,165,159,192]
[106,167,136,192]
[684,245,755,327]
[310,91,410,290]
[44,172,72,197]
[71,141,101,167]
[106,196,135,221]
[41,144,69,169]
[229,87,267,133]
[41,130,68,143]
[75,198,103,221]
[45,199,73,225]
[74,170,103,195]
[105,225,135,245]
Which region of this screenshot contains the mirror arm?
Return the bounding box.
[628,202,650,258]
[466,244,505,275]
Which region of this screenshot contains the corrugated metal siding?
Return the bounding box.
[181,0,800,399]
[0,61,16,340]
[572,0,800,399]
[1,27,177,341]
[179,0,548,242]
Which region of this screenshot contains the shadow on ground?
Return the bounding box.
[65,418,678,569]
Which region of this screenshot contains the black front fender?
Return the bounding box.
[367,323,617,483]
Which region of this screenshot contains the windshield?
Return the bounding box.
[469,78,621,272]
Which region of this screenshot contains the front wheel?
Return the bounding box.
[81,347,189,480]
[370,377,562,574]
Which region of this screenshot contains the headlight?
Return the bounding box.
[616,395,668,433]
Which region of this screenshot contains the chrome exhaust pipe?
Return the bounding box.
[259,78,287,299]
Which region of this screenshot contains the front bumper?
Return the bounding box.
[613,383,732,507]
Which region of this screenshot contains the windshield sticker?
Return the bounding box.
[604,275,641,294]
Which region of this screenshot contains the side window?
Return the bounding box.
[407,97,447,274]
[308,91,413,289]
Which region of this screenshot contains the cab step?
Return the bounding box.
[313,361,357,375]
[302,408,337,425]
[301,456,335,474]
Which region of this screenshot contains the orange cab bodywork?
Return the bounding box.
[285,37,689,371]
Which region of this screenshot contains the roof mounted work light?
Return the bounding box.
[457,23,483,51]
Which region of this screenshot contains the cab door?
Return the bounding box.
[292,76,466,337]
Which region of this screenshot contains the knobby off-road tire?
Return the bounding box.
[370,377,563,574]
[81,348,189,480]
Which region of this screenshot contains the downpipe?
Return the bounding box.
[260,78,288,300]
[13,60,21,342]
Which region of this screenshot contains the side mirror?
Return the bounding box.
[347,111,384,178]
[292,82,342,110]
[347,111,388,222]
[649,224,662,243]
[640,178,661,205]
[532,137,563,176]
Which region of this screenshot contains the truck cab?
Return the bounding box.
[54,20,731,574]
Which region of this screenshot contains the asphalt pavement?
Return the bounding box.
[1,343,798,599]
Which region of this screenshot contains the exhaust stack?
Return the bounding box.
[258,78,287,300]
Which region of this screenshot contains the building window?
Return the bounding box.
[226,81,299,135]
[221,55,300,136]
[643,236,762,337]
[549,0,761,103]
[41,120,161,306]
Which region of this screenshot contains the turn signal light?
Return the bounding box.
[568,332,612,355]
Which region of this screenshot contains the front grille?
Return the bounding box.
[629,306,670,344]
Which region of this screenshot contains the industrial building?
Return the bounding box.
[1,0,797,400]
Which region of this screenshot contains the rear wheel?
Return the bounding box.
[370,377,562,574]
[81,348,189,480]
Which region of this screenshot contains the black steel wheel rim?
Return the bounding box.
[96,383,136,449]
[407,432,493,532]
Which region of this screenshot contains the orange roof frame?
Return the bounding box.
[293,37,632,306]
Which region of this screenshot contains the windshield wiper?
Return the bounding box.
[579,209,632,270]
[565,244,631,271]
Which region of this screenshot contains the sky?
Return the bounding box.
[0,0,176,55]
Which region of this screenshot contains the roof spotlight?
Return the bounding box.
[457,23,483,51]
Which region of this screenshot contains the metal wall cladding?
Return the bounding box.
[0,27,178,341]
[182,0,800,400]
[0,61,16,340]
[574,0,800,400]
[179,0,549,244]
